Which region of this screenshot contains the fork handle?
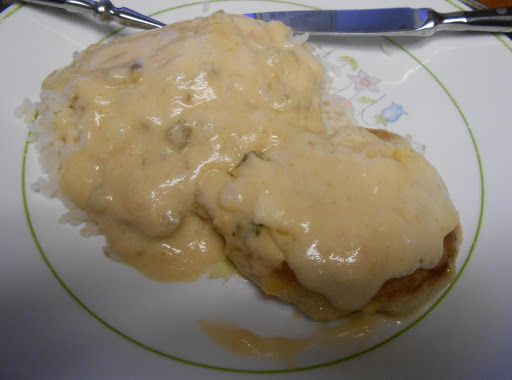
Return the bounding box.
[439,7,512,33]
[21,0,165,29]
[21,0,96,15]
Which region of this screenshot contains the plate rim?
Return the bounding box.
[16,0,496,374]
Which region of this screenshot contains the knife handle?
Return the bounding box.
[439,7,512,33]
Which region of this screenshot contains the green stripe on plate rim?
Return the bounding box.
[0,3,22,21]
[20,0,486,374]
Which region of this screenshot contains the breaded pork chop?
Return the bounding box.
[198,126,461,321]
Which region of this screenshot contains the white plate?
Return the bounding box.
[1,0,511,378]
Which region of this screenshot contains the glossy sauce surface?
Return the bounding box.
[43,13,324,281]
[198,128,459,317]
[41,12,459,318]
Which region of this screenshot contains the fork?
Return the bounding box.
[0,0,165,29]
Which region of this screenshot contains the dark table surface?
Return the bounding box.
[480,0,512,6]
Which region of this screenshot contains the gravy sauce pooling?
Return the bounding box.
[37,12,460,319]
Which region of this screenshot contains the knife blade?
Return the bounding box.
[245,7,512,36]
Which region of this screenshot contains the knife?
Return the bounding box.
[245,7,512,36]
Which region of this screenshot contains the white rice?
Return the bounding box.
[290,32,310,45]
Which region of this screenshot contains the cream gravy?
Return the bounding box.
[39,12,459,317]
[43,13,325,281]
[198,128,459,315]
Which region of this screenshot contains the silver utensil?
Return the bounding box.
[4,1,511,37]
[2,0,165,29]
[459,0,488,11]
[245,7,512,36]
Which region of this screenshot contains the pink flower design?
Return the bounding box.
[347,70,380,92]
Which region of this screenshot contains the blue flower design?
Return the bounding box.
[379,102,407,124]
